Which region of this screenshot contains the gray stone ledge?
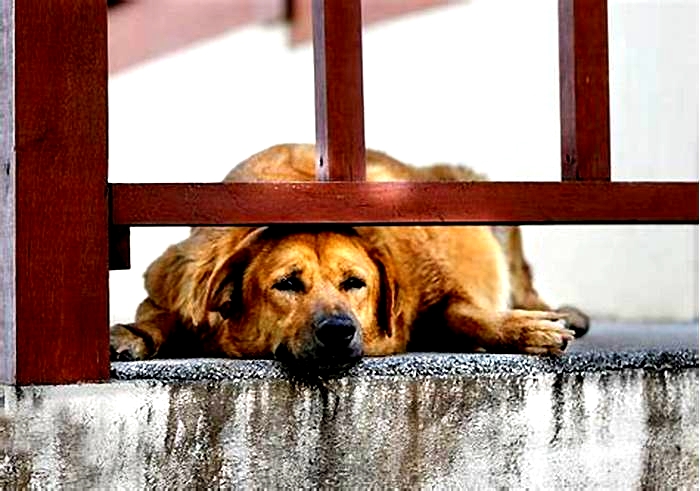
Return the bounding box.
[112,321,699,382]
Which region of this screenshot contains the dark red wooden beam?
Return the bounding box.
[559,0,611,181]
[110,182,698,227]
[312,0,366,181]
[5,0,110,384]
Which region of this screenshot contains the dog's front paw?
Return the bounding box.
[505,311,576,356]
[110,324,152,361]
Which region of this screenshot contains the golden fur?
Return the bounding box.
[111,144,588,368]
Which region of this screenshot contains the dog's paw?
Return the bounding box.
[505,310,576,356]
[110,324,151,361]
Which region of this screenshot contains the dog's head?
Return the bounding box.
[188,227,399,372]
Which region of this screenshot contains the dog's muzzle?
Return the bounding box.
[275,311,362,370]
[314,313,358,351]
[311,311,362,362]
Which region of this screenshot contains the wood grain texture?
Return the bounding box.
[559,0,611,181]
[111,182,698,226]
[13,0,109,383]
[312,0,366,181]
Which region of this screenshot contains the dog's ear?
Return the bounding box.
[365,241,401,338]
[186,227,267,325]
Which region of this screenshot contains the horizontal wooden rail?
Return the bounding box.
[111,182,698,226]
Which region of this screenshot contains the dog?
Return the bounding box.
[110,144,588,372]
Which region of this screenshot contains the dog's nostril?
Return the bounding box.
[315,316,357,348]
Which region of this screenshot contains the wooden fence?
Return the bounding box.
[1,0,697,384]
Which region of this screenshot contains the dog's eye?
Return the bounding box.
[272,276,305,293]
[340,276,366,291]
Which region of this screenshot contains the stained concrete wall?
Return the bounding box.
[0,366,696,488]
[0,321,697,489]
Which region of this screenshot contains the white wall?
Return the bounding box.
[108,0,698,324]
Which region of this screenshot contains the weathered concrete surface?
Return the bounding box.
[0,321,697,488]
[1,0,17,381]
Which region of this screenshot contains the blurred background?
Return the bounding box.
[107,0,698,325]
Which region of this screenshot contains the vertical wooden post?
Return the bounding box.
[312,0,366,181]
[1,0,110,384]
[558,0,611,181]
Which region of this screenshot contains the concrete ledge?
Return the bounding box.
[111,321,698,381]
[1,321,697,488]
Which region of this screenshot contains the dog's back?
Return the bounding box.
[224,143,485,184]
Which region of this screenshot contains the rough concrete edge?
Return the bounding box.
[109,348,699,383]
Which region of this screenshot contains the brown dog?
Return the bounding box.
[111,144,588,370]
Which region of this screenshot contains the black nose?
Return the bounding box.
[314,314,357,349]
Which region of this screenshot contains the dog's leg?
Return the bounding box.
[493,226,549,310]
[495,226,589,337]
[110,298,179,361]
[444,302,575,355]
